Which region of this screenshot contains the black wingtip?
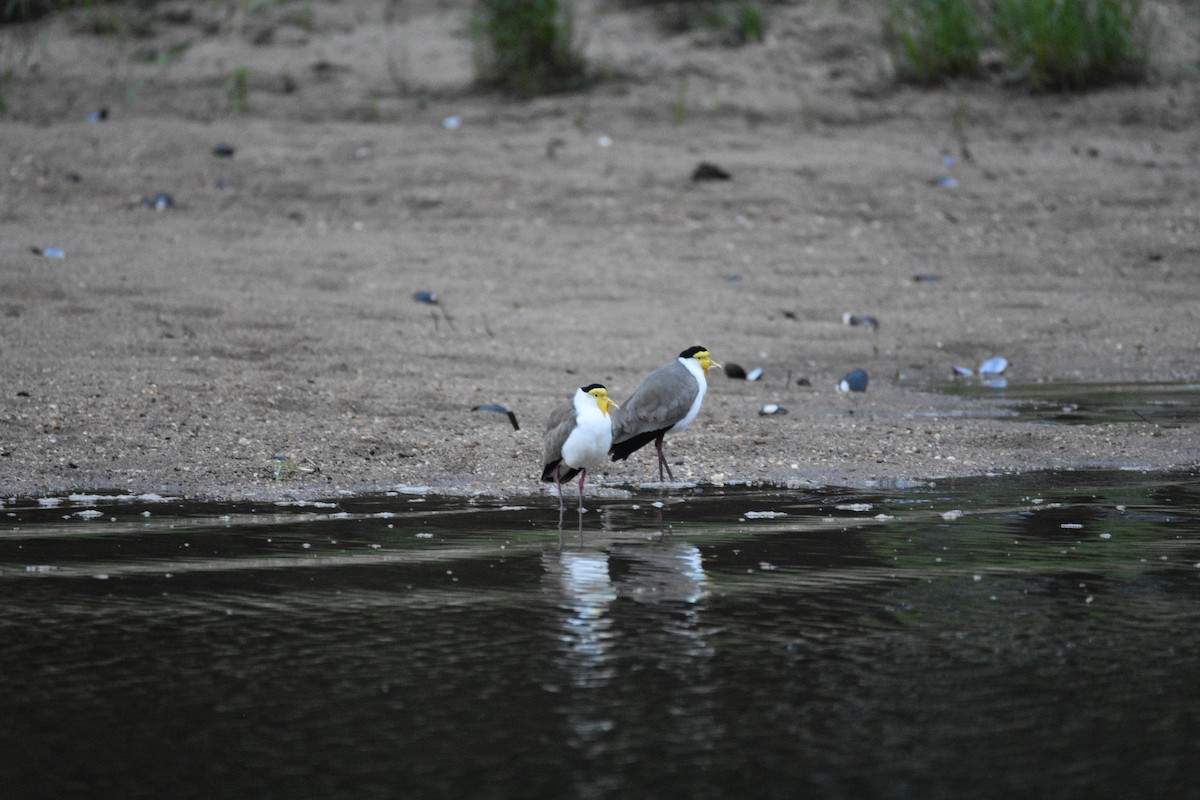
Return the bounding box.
[542,460,581,483]
[609,429,667,462]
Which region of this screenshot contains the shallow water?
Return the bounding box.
[3,471,1200,799]
[940,380,1200,425]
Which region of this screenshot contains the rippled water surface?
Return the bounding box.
[940,380,1200,425]
[4,471,1200,799]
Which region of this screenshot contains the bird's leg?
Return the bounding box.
[655,435,674,482]
[555,464,565,513]
[577,467,587,512]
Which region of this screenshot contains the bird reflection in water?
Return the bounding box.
[541,512,715,763]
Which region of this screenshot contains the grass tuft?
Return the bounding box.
[642,1,768,45]
[887,0,1152,90]
[471,0,589,98]
[992,0,1150,90]
[886,0,983,84]
[225,65,250,112]
[731,1,767,44]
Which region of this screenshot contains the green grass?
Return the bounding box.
[470,0,588,97]
[225,65,250,112]
[886,0,983,83]
[672,73,689,123]
[0,68,12,115]
[131,39,192,66]
[992,0,1150,89]
[887,0,1152,89]
[731,2,767,44]
[642,0,768,45]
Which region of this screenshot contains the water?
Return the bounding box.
[3,472,1200,799]
[940,380,1200,425]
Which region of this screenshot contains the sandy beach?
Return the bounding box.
[1,0,1198,502]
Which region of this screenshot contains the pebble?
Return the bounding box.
[842,312,879,328]
[141,192,174,210]
[979,356,1009,375]
[837,369,868,393]
[692,162,731,181]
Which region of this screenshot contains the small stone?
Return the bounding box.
[837,369,868,393]
[691,161,731,181]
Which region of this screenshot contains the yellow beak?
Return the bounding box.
[599,396,619,416]
[703,358,722,377]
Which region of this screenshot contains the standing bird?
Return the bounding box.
[542,384,619,511]
[610,346,721,482]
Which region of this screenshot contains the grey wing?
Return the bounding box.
[542,400,577,466]
[612,362,698,441]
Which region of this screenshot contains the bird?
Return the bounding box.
[609,346,721,482]
[542,383,619,511]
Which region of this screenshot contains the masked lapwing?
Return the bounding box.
[542,383,618,511]
[609,346,720,482]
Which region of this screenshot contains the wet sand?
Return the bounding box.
[1,0,1198,502]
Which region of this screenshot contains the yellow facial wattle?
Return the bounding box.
[697,351,722,376]
[590,388,618,416]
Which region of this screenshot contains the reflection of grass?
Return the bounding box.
[661,473,1200,640]
[856,475,1200,596]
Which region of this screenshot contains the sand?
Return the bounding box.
[1,0,1198,503]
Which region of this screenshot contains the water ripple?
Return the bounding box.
[2,470,1198,798]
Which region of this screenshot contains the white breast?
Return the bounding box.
[669,357,707,433]
[560,390,613,471]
